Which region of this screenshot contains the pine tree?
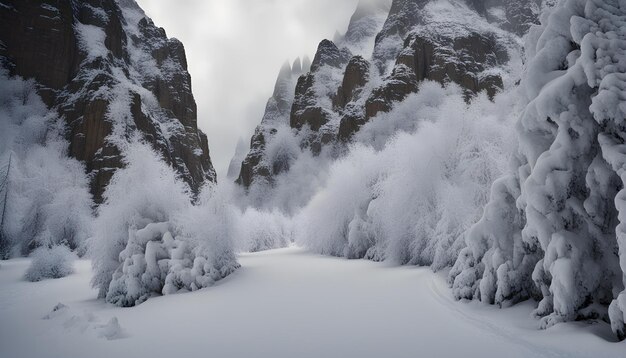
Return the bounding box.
[449,0,626,338]
[0,152,12,259]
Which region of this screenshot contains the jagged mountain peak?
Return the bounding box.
[292,57,302,74]
[310,39,353,72]
[340,0,391,56]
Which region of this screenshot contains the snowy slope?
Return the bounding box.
[1,247,624,358]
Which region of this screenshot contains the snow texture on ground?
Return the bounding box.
[1,247,624,358]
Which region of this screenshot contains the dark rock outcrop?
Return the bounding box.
[0,0,216,202]
[372,29,509,109]
[365,63,418,119]
[333,55,370,110]
[290,73,329,131]
[291,40,351,132]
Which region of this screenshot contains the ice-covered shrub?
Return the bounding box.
[296,83,515,267]
[263,125,300,176]
[91,145,240,306]
[448,0,626,338]
[105,185,240,307]
[172,183,240,293]
[236,208,292,252]
[24,245,77,282]
[90,141,192,299]
[295,144,382,258]
[0,70,93,258]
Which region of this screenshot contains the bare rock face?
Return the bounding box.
[237,127,271,188]
[290,74,330,131]
[389,30,508,102]
[291,40,351,132]
[365,63,418,119]
[0,0,216,202]
[335,55,372,141]
[0,1,79,103]
[372,0,429,72]
[334,55,370,110]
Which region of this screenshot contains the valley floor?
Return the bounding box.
[0,246,624,358]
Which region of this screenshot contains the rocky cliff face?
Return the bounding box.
[0,0,216,203]
[236,59,307,188]
[236,0,537,196]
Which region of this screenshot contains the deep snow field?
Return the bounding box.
[1,246,624,358]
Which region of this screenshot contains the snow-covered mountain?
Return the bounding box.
[234,0,535,210]
[0,0,216,203]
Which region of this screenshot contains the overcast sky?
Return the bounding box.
[136,0,361,178]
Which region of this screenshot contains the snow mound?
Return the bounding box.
[106,221,239,307]
[24,246,77,282]
[43,302,125,340]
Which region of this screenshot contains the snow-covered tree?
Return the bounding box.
[0,152,13,259]
[296,82,515,267]
[236,207,292,252]
[90,142,240,306]
[449,0,626,338]
[0,70,93,258]
[89,141,193,299]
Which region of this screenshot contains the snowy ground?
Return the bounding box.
[1,246,624,358]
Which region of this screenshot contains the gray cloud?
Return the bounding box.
[136,0,361,178]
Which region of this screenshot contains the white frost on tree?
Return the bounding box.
[235,208,292,252]
[449,0,626,339]
[296,82,515,267]
[0,70,93,258]
[24,245,77,282]
[90,142,239,306]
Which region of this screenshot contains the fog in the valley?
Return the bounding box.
[136,0,362,177]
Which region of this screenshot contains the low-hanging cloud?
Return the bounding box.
[136,0,362,178]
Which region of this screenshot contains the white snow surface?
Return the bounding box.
[1,246,624,358]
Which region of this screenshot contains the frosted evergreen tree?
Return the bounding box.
[449,0,626,338]
[0,152,12,259]
[91,142,240,306]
